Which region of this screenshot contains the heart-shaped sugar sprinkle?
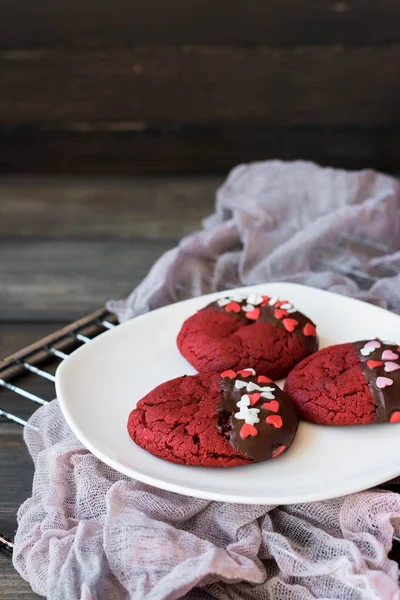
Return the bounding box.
[221,369,236,378]
[236,395,250,408]
[365,340,382,350]
[390,411,400,423]
[246,293,263,306]
[266,415,283,428]
[260,296,271,306]
[247,382,261,392]
[283,318,299,333]
[235,380,247,390]
[366,360,383,369]
[248,393,261,406]
[274,308,289,320]
[382,350,399,361]
[262,400,279,413]
[225,301,241,313]
[217,298,231,307]
[272,445,286,458]
[268,296,279,306]
[242,304,255,312]
[384,362,400,373]
[274,300,289,308]
[279,303,292,310]
[257,375,273,384]
[361,347,373,356]
[238,368,255,377]
[261,391,275,400]
[240,423,258,438]
[246,307,261,321]
[303,323,317,337]
[376,376,393,389]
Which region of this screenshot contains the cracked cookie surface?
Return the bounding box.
[284,340,400,425]
[128,370,299,466]
[177,293,318,379]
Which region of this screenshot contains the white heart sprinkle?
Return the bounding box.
[247,382,261,392]
[217,298,231,306]
[235,380,247,390]
[280,303,292,310]
[236,395,250,408]
[241,368,256,376]
[247,293,263,306]
[287,308,297,313]
[234,408,249,420]
[260,386,275,392]
[360,347,373,356]
[242,304,255,312]
[268,296,278,306]
[244,408,260,425]
[231,294,247,302]
[261,392,275,400]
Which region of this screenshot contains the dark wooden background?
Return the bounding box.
[1,0,400,175]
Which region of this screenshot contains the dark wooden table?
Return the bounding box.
[0,175,220,598]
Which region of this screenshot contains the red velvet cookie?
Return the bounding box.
[177,292,318,379]
[284,339,400,425]
[128,368,299,467]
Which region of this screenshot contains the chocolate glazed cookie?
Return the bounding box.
[177,292,318,379]
[128,368,299,467]
[284,339,400,425]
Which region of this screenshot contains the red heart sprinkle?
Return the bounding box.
[258,375,273,384]
[220,369,236,378]
[225,301,241,313]
[274,308,289,320]
[397,348,400,354]
[260,296,271,307]
[266,415,283,428]
[366,360,383,369]
[303,323,317,337]
[272,445,286,458]
[283,318,299,333]
[262,400,279,413]
[248,392,261,406]
[246,307,261,321]
[390,411,400,423]
[240,423,258,438]
[275,300,289,308]
[238,369,253,378]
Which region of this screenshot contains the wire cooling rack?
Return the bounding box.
[0,307,118,555]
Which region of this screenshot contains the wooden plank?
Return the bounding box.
[1,1,399,47]
[0,176,219,239]
[1,46,399,125]
[0,240,176,321]
[0,423,41,600]
[0,124,399,176]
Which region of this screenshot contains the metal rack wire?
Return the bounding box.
[0,307,118,555]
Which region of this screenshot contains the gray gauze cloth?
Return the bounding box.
[13,161,400,600]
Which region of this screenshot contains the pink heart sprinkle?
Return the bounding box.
[384,362,400,373]
[382,349,399,361]
[365,340,381,350]
[376,376,393,389]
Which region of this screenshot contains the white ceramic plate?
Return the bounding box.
[56,283,400,504]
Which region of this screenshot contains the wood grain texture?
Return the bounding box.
[0,176,219,597]
[1,0,399,47]
[1,125,400,175]
[1,45,399,125]
[0,176,219,239]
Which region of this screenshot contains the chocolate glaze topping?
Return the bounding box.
[207,293,318,354]
[217,371,299,462]
[354,340,400,423]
